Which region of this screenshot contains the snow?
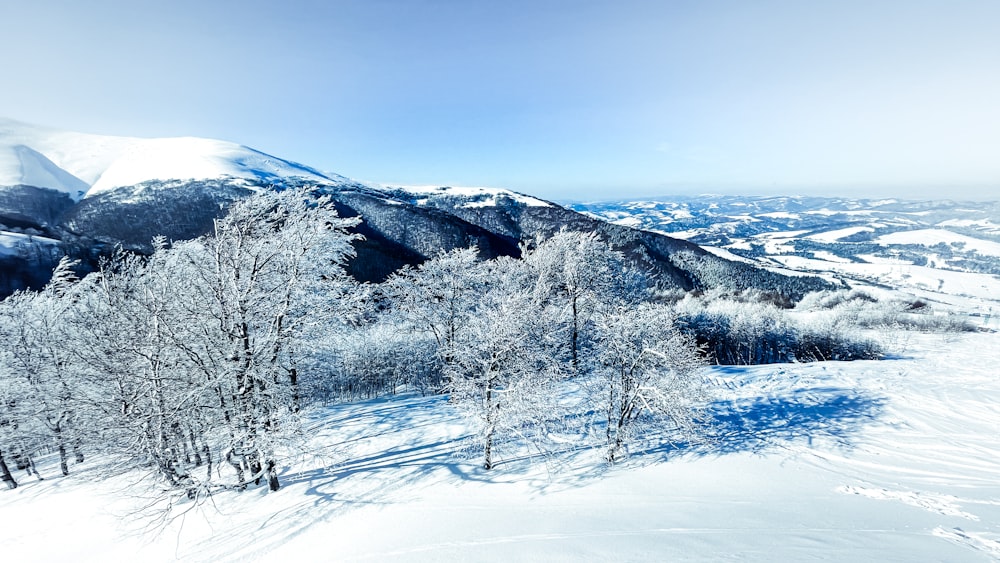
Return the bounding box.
[0,118,334,199]
[804,209,875,217]
[755,229,812,239]
[772,255,1000,299]
[700,245,758,264]
[611,216,643,228]
[857,253,912,265]
[806,226,874,242]
[758,211,800,219]
[748,230,809,255]
[875,229,1000,258]
[869,199,899,207]
[0,231,61,255]
[389,184,552,208]
[3,331,1000,561]
[937,218,1000,233]
[0,144,90,197]
[810,250,852,263]
[87,137,330,195]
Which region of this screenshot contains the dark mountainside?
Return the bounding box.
[0,178,835,298]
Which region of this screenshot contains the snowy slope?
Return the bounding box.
[875,228,1000,258]
[0,118,334,199]
[2,330,999,561]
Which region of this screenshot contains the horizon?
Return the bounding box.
[3,1,999,202]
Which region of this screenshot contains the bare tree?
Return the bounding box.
[0,449,15,490]
[0,258,87,477]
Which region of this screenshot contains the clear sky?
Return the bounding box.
[2,0,999,202]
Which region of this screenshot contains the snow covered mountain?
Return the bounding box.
[0,118,333,198]
[0,118,355,293]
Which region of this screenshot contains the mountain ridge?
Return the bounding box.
[0,120,834,299]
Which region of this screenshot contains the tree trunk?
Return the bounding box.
[203,443,213,482]
[483,385,495,470]
[289,367,300,413]
[189,430,203,467]
[483,430,494,470]
[570,294,579,372]
[226,448,247,490]
[55,426,70,476]
[0,450,17,490]
[266,459,280,492]
[24,453,42,481]
[249,455,263,486]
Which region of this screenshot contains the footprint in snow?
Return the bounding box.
[837,485,979,520]
[932,526,1000,558]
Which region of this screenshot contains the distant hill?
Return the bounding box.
[571,195,1000,301]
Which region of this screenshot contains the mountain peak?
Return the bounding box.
[0,118,336,200]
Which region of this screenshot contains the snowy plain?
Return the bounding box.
[2,326,999,561]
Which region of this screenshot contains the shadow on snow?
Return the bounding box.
[640,387,886,459]
[189,384,885,553]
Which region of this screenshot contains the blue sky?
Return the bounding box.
[2,0,999,201]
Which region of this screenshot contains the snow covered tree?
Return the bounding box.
[0,258,87,477]
[323,320,439,401]
[69,248,215,491]
[166,187,360,492]
[524,229,646,372]
[385,247,490,370]
[444,257,564,470]
[588,303,707,463]
[60,187,362,496]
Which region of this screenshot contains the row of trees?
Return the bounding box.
[386,237,707,468]
[0,188,712,496]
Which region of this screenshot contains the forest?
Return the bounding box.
[0,188,925,507]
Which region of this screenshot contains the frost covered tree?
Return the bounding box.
[524,229,646,372]
[385,247,490,369]
[69,247,217,490]
[0,258,87,477]
[588,303,707,463]
[163,188,360,492]
[323,321,439,401]
[0,188,361,497]
[445,257,564,470]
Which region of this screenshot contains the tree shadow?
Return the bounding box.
[639,386,886,459]
[171,385,889,557]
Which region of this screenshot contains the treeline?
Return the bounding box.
[0,188,884,501]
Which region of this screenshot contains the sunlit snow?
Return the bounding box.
[0,118,332,199]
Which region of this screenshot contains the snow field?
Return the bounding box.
[2,330,999,561]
